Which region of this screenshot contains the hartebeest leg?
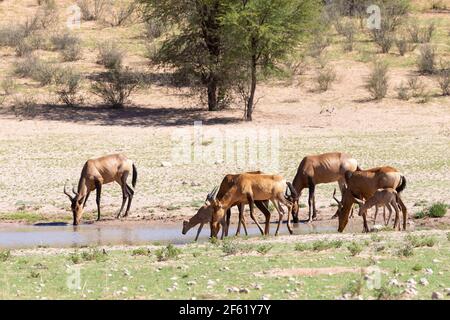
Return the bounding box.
[117,173,130,219]
[95,180,102,221]
[225,209,231,237]
[123,184,134,217]
[308,183,315,223]
[373,205,379,224]
[385,204,393,226]
[236,204,244,236]
[195,223,204,241]
[396,195,407,231]
[278,197,293,235]
[247,195,265,235]
[83,191,91,208]
[362,210,370,233]
[255,201,271,235]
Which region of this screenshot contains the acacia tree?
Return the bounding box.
[139,0,231,111]
[222,0,320,120]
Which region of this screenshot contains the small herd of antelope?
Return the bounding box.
[64,152,407,240]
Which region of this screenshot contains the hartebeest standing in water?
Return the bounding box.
[64,154,137,225]
[209,173,293,239]
[333,166,407,233]
[182,173,271,241]
[288,152,360,223]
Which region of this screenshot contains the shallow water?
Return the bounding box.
[0,221,347,249]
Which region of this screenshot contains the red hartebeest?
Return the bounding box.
[333,167,407,233]
[64,154,137,225]
[209,173,293,239]
[289,152,360,223]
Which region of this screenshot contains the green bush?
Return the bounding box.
[347,242,363,256]
[91,67,140,108]
[415,202,447,218]
[312,239,343,251]
[132,247,151,256]
[407,234,437,247]
[397,244,414,257]
[256,244,273,255]
[428,202,447,218]
[0,250,11,262]
[295,243,311,252]
[155,244,181,261]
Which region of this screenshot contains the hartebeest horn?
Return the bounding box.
[206,186,218,203]
[286,182,298,199]
[332,189,343,208]
[64,181,74,201]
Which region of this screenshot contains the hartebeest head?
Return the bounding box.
[182,190,216,235]
[332,188,348,232]
[285,182,299,223]
[206,186,225,237]
[64,182,84,225]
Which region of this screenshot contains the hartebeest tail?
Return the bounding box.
[132,163,138,189]
[396,176,406,193]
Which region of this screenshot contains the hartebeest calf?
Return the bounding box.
[210,173,293,239]
[333,167,407,233]
[353,188,402,229]
[64,154,137,225]
[182,173,270,240]
[289,152,360,223]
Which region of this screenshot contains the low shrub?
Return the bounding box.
[415,202,447,218]
[437,63,450,96]
[316,66,336,92]
[54,67,83,107]
[97,41,124,70]
[365,60,389,100]
[0,250,11,262]
[155,244,181,261]
[76,0,108,21]
[91,67,140,108]
[131,247,151,256]
[407,234,437,247]
[397,244,414,257]
[347,242,363,256]
[417,44,435,74]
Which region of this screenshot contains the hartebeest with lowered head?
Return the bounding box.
[64,154,137,225]
[288,152,360,223]
[333,166,407,233]
[353,188,402,229]
[182,172,271,241]
[209,173,293,239]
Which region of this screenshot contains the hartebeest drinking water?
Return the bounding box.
[333,167,407,233]
[289,152,360,223]
[182,173,270,240]
[64,154,137,225]
[209,173,293,239]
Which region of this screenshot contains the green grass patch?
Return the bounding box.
[406,234,437,247]
[415,202,448,219]
[0,250,11,262]
[131,247,151,256]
